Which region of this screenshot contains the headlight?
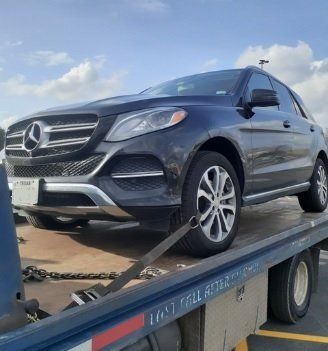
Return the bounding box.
[105,107,187,142]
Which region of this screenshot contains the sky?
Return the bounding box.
[0,0,328,128]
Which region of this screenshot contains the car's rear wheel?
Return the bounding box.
[26,214,89,230]
[298,158,328,212]
[173,151,241,257]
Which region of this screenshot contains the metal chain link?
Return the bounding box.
[17,236,26,244]
[22,265,164,282]
[27,313,39,323]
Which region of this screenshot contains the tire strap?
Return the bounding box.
[68,212,201,307]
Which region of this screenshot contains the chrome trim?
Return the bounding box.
[111,171,164,179]
[8,182,133,219]
[6,144,24,150]
[6,131,24,139]
[43,183,115,206]
[244,182,310,201]
[40,137,90,148]
[16,205,134,219]
[45,122,97,133]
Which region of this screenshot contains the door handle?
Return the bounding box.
[310,125,315,132]
[283,120,291,128]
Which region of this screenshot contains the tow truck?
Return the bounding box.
[0,165,327,351]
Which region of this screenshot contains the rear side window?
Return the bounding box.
[272,80,296,114]
[291,95,304,117]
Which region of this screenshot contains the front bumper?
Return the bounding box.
[6,116,207,225]
[8,181,133,220]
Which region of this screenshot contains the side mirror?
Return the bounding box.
[249,89,279,108]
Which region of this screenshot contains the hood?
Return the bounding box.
[28,94,233,119]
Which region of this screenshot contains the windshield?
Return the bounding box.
[142,69,242,97]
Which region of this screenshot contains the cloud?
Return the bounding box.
[125,0,168,12]
[236,41,328,127]
[0,40,23,49]
[202,58,218,72]
[0,114,18,129]
[0,60,127,102]
[28,50,74,66]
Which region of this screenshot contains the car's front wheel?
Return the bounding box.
[174,151,241,257]
[298,158,328,212]
[26,214,89,230]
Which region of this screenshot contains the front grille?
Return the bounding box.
[5,114,98,158]
[5,154,104,178]
[40,193,95,207]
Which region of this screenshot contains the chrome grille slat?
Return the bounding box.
[5,114,98,158]
[6,132,24,139]
[6,144,24,150]
[45,122,97,133]
[41,137,90,148]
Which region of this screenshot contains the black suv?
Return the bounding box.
[5,66,328,256]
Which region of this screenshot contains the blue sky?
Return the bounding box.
[0,0,328,127]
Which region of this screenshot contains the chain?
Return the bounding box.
[22,265,164,282]
[27,313,39,323]
[17,236,26,244]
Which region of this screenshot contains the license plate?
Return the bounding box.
[12,179,40,206]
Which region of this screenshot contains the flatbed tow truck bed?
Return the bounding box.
[0,162,328,351]
[18,198,325,314]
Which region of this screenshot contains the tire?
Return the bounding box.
[26,214,89,230]
[298,158,328,212]
[269,250,313,323]
[172,151,241,257]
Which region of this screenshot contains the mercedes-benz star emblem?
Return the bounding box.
[23,122,42,151]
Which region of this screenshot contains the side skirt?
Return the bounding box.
[242,182,310,206]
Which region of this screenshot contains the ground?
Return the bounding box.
[236,250,328,351]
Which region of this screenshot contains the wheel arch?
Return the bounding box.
[196,137,245,193]
[317,150,328,169]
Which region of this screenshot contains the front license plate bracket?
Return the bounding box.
[12,179,42,206]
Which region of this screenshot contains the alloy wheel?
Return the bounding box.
[317,165,327,205]
[197,166,236,242]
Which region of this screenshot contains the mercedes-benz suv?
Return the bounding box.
[4,66,328,256]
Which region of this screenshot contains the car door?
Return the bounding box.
[247,73,296,194]
[289,91,317,184]
[271,79,316,186]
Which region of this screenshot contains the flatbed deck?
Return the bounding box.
[2,190,328,351]
[18,196,326,314]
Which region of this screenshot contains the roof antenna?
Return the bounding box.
[259,59,269,70]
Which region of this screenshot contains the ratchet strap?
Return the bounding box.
[68,212,201,308]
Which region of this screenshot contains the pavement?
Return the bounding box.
[236,251,328,351]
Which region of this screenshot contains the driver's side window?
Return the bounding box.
[246,73,278,110]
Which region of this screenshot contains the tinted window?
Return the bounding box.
[246,73,278,109]
[272,80,296,114]
[247,73,273,92]
[291,95,303,116]
[289,93,307,118]
[143,70,242,96]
